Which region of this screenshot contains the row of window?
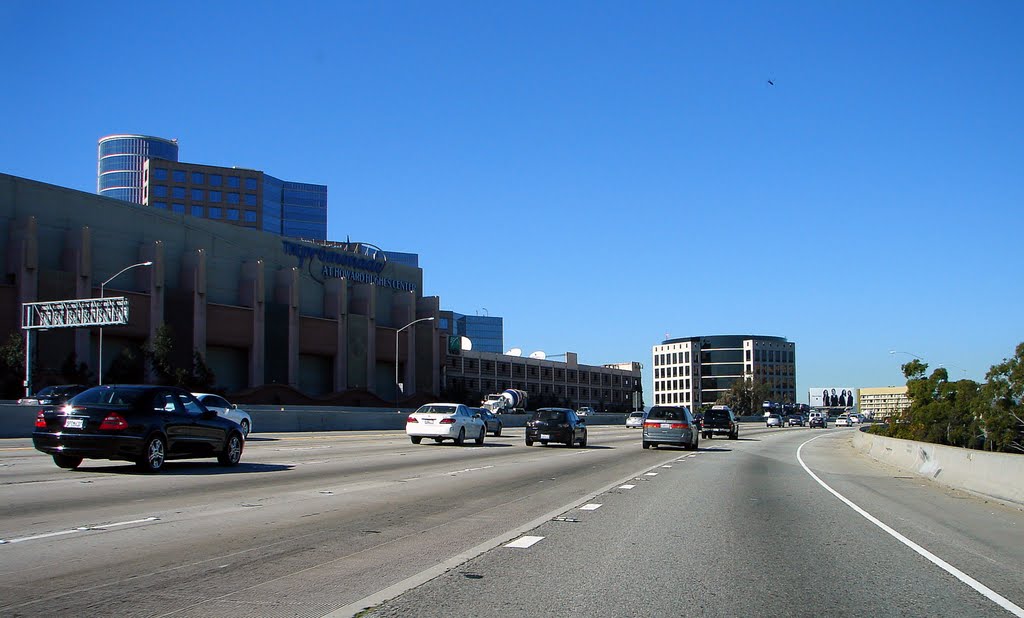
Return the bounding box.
[655,392,693,405]
[151,202,257,222]
[446,378,626,402]
[448,360,635,386]
[655,379,693,392]
[150,168,258,190]
[149,185,257,205]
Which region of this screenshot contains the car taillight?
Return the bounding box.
[99,412,128,431]
[643,421,660,429]
[439,418,455,424]
[407,416,418,423]
[35,410,46,428]
[670,423,689,429]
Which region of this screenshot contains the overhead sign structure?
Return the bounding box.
[23,297,130,330]
[20,298,131,398]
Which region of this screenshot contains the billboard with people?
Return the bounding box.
[809,387,856,408]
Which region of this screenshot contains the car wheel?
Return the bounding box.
[565,432,575,448]
[240,419,250,437]
[218,432,243,466]
[455,427,466,446]
[411,436,422,444]
[495,424,502,437]
[730,430,738,440]
[541,441,548,446]
[526,438,534,446]
[642,441,650,449]
[434,437,443,443]
[137,434,166,473]
[580,434,587,448]
[475,427,486,445]
[53,454,83,469]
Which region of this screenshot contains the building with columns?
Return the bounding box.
[2,172,439,404]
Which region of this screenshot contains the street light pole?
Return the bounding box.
[98,261,153,385]
[395,316,434,411]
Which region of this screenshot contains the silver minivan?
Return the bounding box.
[642,405,699,450]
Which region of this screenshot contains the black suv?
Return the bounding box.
[525,408,588,448]
[701,406,739,440]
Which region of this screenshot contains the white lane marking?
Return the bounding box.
[1,517,159,545]
[446,465,494,476]
[618,484,636,489]
[797,435,1024,618]
[644,472,658,476]
[504,535,544,549]
[661,465,673,468]
[579,504,602,511]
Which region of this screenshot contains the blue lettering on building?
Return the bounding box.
[283,240,416,291]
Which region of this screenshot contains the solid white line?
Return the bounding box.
[504,535,544,549]
[797,434,1024,618]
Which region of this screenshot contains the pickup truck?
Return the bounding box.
[701,406,739,440]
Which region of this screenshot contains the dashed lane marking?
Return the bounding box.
[579,504,602,511]
[618,484,636,490]
[504,535,544,549]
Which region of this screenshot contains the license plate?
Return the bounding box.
[541,434,551,440]
[64,418,84,429]
[661,423,671,428]
[424,419,434,424]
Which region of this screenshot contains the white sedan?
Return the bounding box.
[406,403,486,445]
[194,393,253,437]
[836,415,852,427]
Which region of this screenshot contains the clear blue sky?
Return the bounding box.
[2,1,1022,403]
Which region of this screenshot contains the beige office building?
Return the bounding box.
[445,350,642,412]
[857,386,910,419]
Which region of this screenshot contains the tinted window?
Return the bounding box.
[179,394,204,416]
[71,387,143,406]
[705,410,730,421]
[415,405,458,415]
[533,409,566,422]
[648,406,687,421]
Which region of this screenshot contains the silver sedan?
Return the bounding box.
[194,393,253,437]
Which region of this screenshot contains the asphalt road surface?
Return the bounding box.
[1,424,1021,618]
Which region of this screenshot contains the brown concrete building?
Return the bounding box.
[2,173,439,404]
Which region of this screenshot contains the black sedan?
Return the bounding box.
[525,407,587,448]
[33,384,245,472]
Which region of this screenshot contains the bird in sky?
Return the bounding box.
[767,79,775,86]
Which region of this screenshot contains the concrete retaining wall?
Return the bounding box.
[0,402,626,438]
[852,428,1024,507]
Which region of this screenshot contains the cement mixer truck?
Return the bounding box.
[482,389,528,415]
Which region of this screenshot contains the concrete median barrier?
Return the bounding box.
[853,427,1024,507]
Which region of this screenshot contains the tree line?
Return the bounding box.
[871,342,1024,454]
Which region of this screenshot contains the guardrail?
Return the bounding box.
[852,427,1024,507]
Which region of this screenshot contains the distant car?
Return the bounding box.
[849,413,863,425]
[577,406,596,417]
[526,408,587,447]
[785,414,805,427]
[407,403,486,445]
[808,412,827,429]
[766,414,783,428]
[475,408,503,436]
[625,411,646,428]
[19,384,89,407]
[32,384,244,472]
[642,405,699,450]
[836,415,852,427]
[702,406,739,440]
[193,393,253,437]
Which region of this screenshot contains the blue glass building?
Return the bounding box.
[97,134,327,240]
[453,314,504,354]
[97,135,179,203]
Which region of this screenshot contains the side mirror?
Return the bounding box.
[231,403,238,409]
[473,413,481,419]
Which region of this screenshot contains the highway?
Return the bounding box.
[1,424,1021,617]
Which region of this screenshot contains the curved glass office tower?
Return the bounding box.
[97,135,179,203]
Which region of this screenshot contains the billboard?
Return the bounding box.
[809,387,856,408]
